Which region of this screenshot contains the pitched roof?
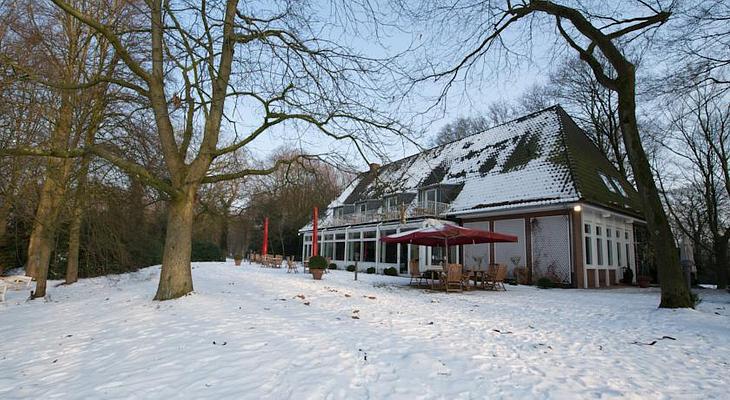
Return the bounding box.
[314,105,642,228]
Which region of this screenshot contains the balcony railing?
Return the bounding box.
[326,201,449,227]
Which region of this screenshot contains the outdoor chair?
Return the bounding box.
[0,275,33,301]
[303,258,309,273]
[408,259,425,286]
[286,257,298,273]
[486,264,508,291]
[445,263,463,292]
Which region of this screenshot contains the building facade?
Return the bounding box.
[300,106,644,288]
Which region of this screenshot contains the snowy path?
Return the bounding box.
[1,262,728,399]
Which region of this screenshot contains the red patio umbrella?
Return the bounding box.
[380,219,517,264]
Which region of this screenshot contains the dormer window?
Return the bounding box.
[384,196,399,212]
[357,203,367,213]
[599,172,626,197]
[419,188,438,205]
[611,177,627,197]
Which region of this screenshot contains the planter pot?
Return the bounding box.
[311,269,324,280]
[234,259,242,266]
[637,276,651,288]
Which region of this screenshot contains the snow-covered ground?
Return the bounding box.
[1,262,729,399]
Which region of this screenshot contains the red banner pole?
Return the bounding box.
[262,217,269,255]
[312,207,319,256]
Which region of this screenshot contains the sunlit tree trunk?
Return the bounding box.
[154,186,197,300]
[27,94,74,298]
[65,169,87,284]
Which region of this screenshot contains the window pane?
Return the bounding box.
[335,242,345,260]
[596,238,603,265]
[384,242,397,263]
[607,239,613,266]
[363,241,376,262]
[363,231,376,239]
[336,233,345,240]
[348,232,360,239]
[347,241,361,261]
[584,224,591,234]
[596,226,602,236]
[585,237,592,265]
[616,242,622,266]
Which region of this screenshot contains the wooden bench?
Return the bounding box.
[0,275,33,302]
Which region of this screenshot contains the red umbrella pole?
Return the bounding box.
[262,217,269,255]
[312,207,319,256]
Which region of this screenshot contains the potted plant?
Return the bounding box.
[233,252,243,266]
[308,255,327,280]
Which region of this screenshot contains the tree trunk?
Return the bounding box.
[616,79,693,308]
[154,188,197,300]
[27,169,70,298]
[0,200,10,275]
[65,149,93,285]
[26,93,74,298]
[65,197,83,284]
[219,214,229,257]
[714,234,729,290]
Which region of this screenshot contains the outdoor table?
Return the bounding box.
[424,265,444,290]
[465,269,488,290]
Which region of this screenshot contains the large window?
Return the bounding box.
[363,240,376,262]
[335,242,345,261]
[607,229,613,266]
[347,241,361,262]
[584,223,593,265]
[595,226,604,266]
[380,230,397,263]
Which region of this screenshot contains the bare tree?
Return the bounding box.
[403,0,693,307]
[4,0,407,300]
[0,1,123,297]
[431,115,490,146]
[660,86,730,289]
[666,0,730,96]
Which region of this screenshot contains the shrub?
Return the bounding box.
[328,263,337,270]
[536,277,554,289]
[366,267,376,274]
[346,264,357,272]
[309,255,327,269]
[191,241,225,262]
[383,267,398,276]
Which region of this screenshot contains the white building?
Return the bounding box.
[299,106,644,288]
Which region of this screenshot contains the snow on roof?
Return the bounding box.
[303,105,641,231]
[342,106,577,207]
